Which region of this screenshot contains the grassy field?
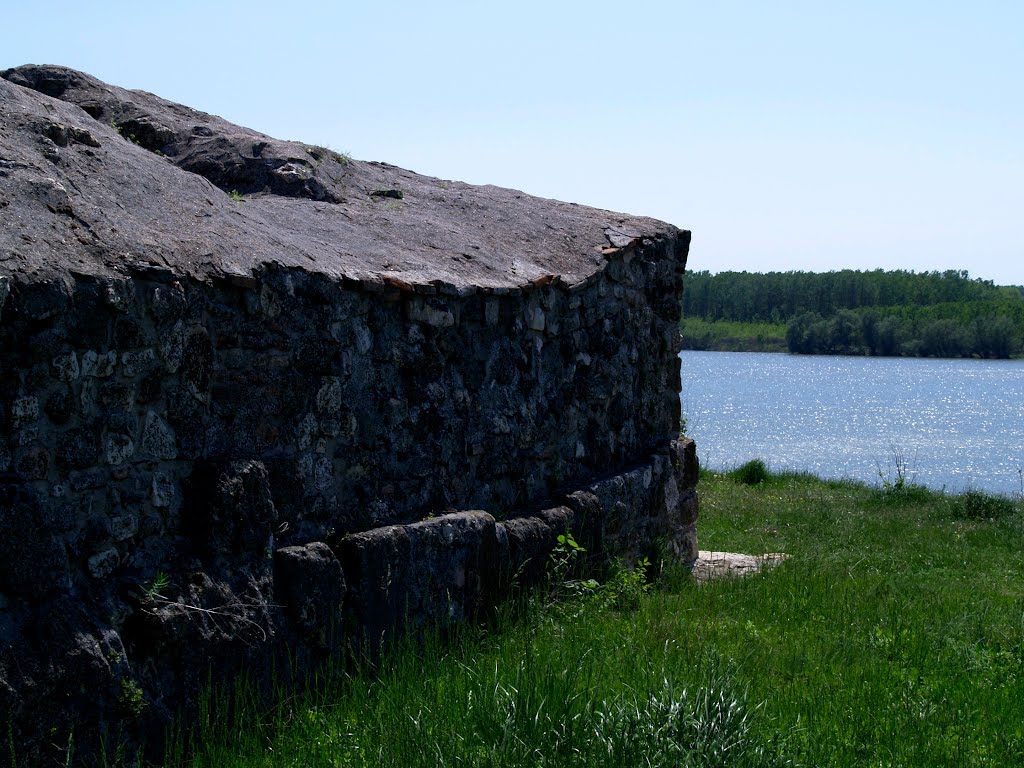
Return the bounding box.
[680,318,788,353]
[173,468,1024,767]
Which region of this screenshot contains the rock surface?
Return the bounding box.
[0,64,680,290]
[0,65,696,765]
[691,551,789,583]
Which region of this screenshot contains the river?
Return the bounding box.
[680,351,1024,495]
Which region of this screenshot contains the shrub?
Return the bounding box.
[960,489,1017,519]
[730,459,769,486]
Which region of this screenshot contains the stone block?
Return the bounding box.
[678,488,699,526]
[408,297,455,327]
[158,321,185,373]
[121,348,155,377]
[499,515,555,589]
[151,471,175,508]
[15,446,49,480]
[562,490,605,559]
[58,426,99,470]
[111,514,138,541]
[527,305,545,332]
[671,437,699,489]
[273,542,345,648]
[52,351,80,381]
[140,411,177,460]
[81,350,117,378]
[44,387,75,424]
[151,282,186,324]
[336,511,499,650]
[670,523,698,564]
[11,396,39,423]
[184,460,278,556]
[105,433,135,465]
[0,482,68,596]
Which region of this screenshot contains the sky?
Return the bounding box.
[4,1,1022,285]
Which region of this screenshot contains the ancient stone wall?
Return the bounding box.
[0,64,696,765]
[0,242,696,763]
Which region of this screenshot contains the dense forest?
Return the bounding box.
[681,269,1024,358]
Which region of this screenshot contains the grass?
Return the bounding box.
[140,470,1024,765]
[680,318,788,353]
[728,458,770,486]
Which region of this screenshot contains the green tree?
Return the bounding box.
[827,309,863,354]
[920,319,970,358]
[875,316,906,356]
[786,311,820,353]
[973,316,1017,359]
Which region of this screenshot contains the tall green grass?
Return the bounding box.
[168,469,1024,766]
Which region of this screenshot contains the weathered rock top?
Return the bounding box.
[1,65,687,293]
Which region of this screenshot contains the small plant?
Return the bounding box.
[118,678,146,718]
[875,445,927,504]
[592,681,780,767]
[960,489,1016,519]
[228,189,245,202]
[139,570,171,603]
[109,119,140,146]
[548,532,598,601]
[599,557,651,612]
[307,145,350,166]
[678,415,689,436]
[730,458,770,486]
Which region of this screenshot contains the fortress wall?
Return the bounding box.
[0,236,697,763]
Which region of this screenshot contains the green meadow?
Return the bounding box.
[165,468,1024,767]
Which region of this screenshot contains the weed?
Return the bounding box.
[598,557,652,612]
[959,489,1016,519]
[546,533,652,612]
[109,119,140,146]
[118,678,146,718]
[139,570,171,602]
[227,190,245,202]
[307,145,350,166]
[593,681,784,767]
[730,458,769,486]
[547,532,598,602]
[875,445,929,504]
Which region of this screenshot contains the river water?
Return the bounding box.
[680,351,1024,495]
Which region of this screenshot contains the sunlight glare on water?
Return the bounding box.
[680,351,1024,495]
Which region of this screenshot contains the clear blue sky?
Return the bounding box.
[5,1,1021,285]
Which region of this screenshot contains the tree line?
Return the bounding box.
[682,269,1024,359]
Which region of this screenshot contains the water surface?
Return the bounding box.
[680,351,1024,494]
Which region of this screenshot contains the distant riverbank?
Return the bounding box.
[681,269,1024,358]
[679,318,787,353]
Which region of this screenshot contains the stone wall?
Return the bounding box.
[0,239,697,764]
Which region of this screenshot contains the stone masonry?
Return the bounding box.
[0,65,697,764]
